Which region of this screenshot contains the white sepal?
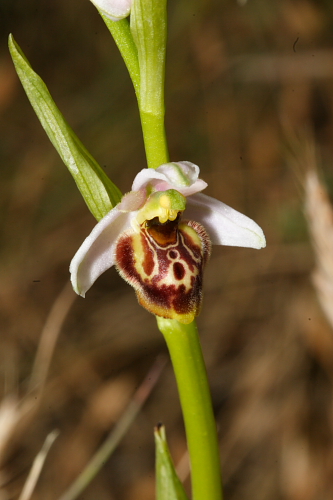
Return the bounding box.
[185,193,266,249]
[132,162,207,196]
[70,207,134,296]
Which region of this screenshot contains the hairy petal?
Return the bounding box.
[185,193,266,249]
[132,162,207,196]
[115,218,211,324]
[89,0,132,20]
[118,189,147,212]
[70,208,134,296]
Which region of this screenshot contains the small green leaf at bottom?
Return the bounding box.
[155,424,189,500]
[8,34,122,221]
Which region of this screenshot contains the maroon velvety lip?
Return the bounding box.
[115,216,211,324]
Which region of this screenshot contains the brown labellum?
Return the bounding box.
[115,215,211,324]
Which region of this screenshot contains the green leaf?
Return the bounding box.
[8,34,122,221]
[155,425,189,500]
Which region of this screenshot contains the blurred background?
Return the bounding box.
[1,0,333,498]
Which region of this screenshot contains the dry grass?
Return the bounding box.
[306,168,333,330]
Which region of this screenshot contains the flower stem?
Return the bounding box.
[157,317,223,500]
[140,110,169,169]
[131,0,169,169]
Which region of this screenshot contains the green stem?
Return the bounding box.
[157,318,223,500]
[140,110,169,169]
[131,0,169,168]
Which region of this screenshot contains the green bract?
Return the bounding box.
[100,16,140,98]
[131,0,167,115]
[155,425,189,500]
[8,34,122,221]
[89,0,169,169]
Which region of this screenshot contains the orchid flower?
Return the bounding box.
[89,0,132,21]
[70,161,266,323]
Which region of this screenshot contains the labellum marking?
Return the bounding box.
[115,214,211,324]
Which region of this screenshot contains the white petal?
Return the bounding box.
[118,189,147,212]
[70,207,134,296]
[132,168,171,191]
[185,193,266,249]
[178,178,207,196]
[89,0,132,20]
[157,161,199,186]
[132,161,207,196]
